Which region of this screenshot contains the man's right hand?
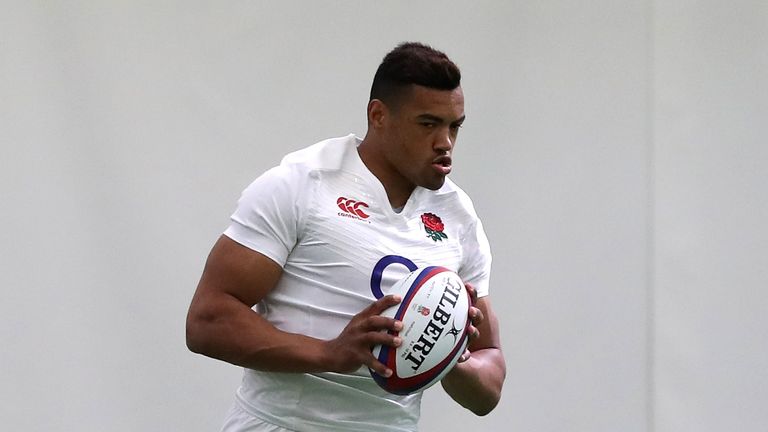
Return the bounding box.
[323,294,404,378]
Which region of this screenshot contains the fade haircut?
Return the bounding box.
[369,42,461,108]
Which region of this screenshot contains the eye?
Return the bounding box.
[420,122,437,129]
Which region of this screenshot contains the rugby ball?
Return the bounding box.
[370,266,471,395]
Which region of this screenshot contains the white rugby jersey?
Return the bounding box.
[223,134,492,432]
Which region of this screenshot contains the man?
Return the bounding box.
[186,42,506,432]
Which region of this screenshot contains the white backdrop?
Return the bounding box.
[1,1,766,431]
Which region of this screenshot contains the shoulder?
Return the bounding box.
[248,134,359,189]
[279,134,359,173]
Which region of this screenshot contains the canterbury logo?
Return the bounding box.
[337,197,370,219]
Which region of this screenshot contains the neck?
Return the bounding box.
[358,137,413,208]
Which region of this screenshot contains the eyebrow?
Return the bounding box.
[416,113,466,125]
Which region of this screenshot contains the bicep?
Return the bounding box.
[186,235,285,361]
[191,234,283,309]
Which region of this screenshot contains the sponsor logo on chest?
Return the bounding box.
[334,197,453,245]
[336,196,371,222]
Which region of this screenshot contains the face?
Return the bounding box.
[380,85,465,193]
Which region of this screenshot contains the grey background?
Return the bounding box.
[1,1,766,431]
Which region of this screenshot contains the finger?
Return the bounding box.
[464,282,478,306]
[365,315,403,332]
[466,324,480,342]
[367,331,403,348]
[365,294,402,316]
[469,306,484,325]
[457,349,471,363]
[368,356,394,378]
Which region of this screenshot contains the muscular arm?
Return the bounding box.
[441,297,506,416]
[185,235,402,376]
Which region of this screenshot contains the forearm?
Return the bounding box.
[186,293,330,373]
[441,347,506,416]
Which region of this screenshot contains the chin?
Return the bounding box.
[421,178,447,191]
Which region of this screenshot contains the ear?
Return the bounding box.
[367,99,387,129]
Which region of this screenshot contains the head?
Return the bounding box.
[369,42,462,109]
[362,42,465,204]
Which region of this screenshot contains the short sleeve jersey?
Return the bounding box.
[223,134,492,432]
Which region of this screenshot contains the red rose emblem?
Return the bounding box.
[421,213,448,242]
[421,213,445,232]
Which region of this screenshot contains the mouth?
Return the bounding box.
[432,155,452,175]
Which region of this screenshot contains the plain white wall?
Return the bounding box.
[2,1,765,431]
[470,2,651,431]
[653,1,768,431]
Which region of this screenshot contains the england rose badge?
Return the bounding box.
[421,212,448,242]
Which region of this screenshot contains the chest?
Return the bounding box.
[291,171,466,297]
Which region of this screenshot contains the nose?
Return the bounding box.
[434,128,453,152]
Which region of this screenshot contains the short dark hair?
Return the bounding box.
[369,42,461,106]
